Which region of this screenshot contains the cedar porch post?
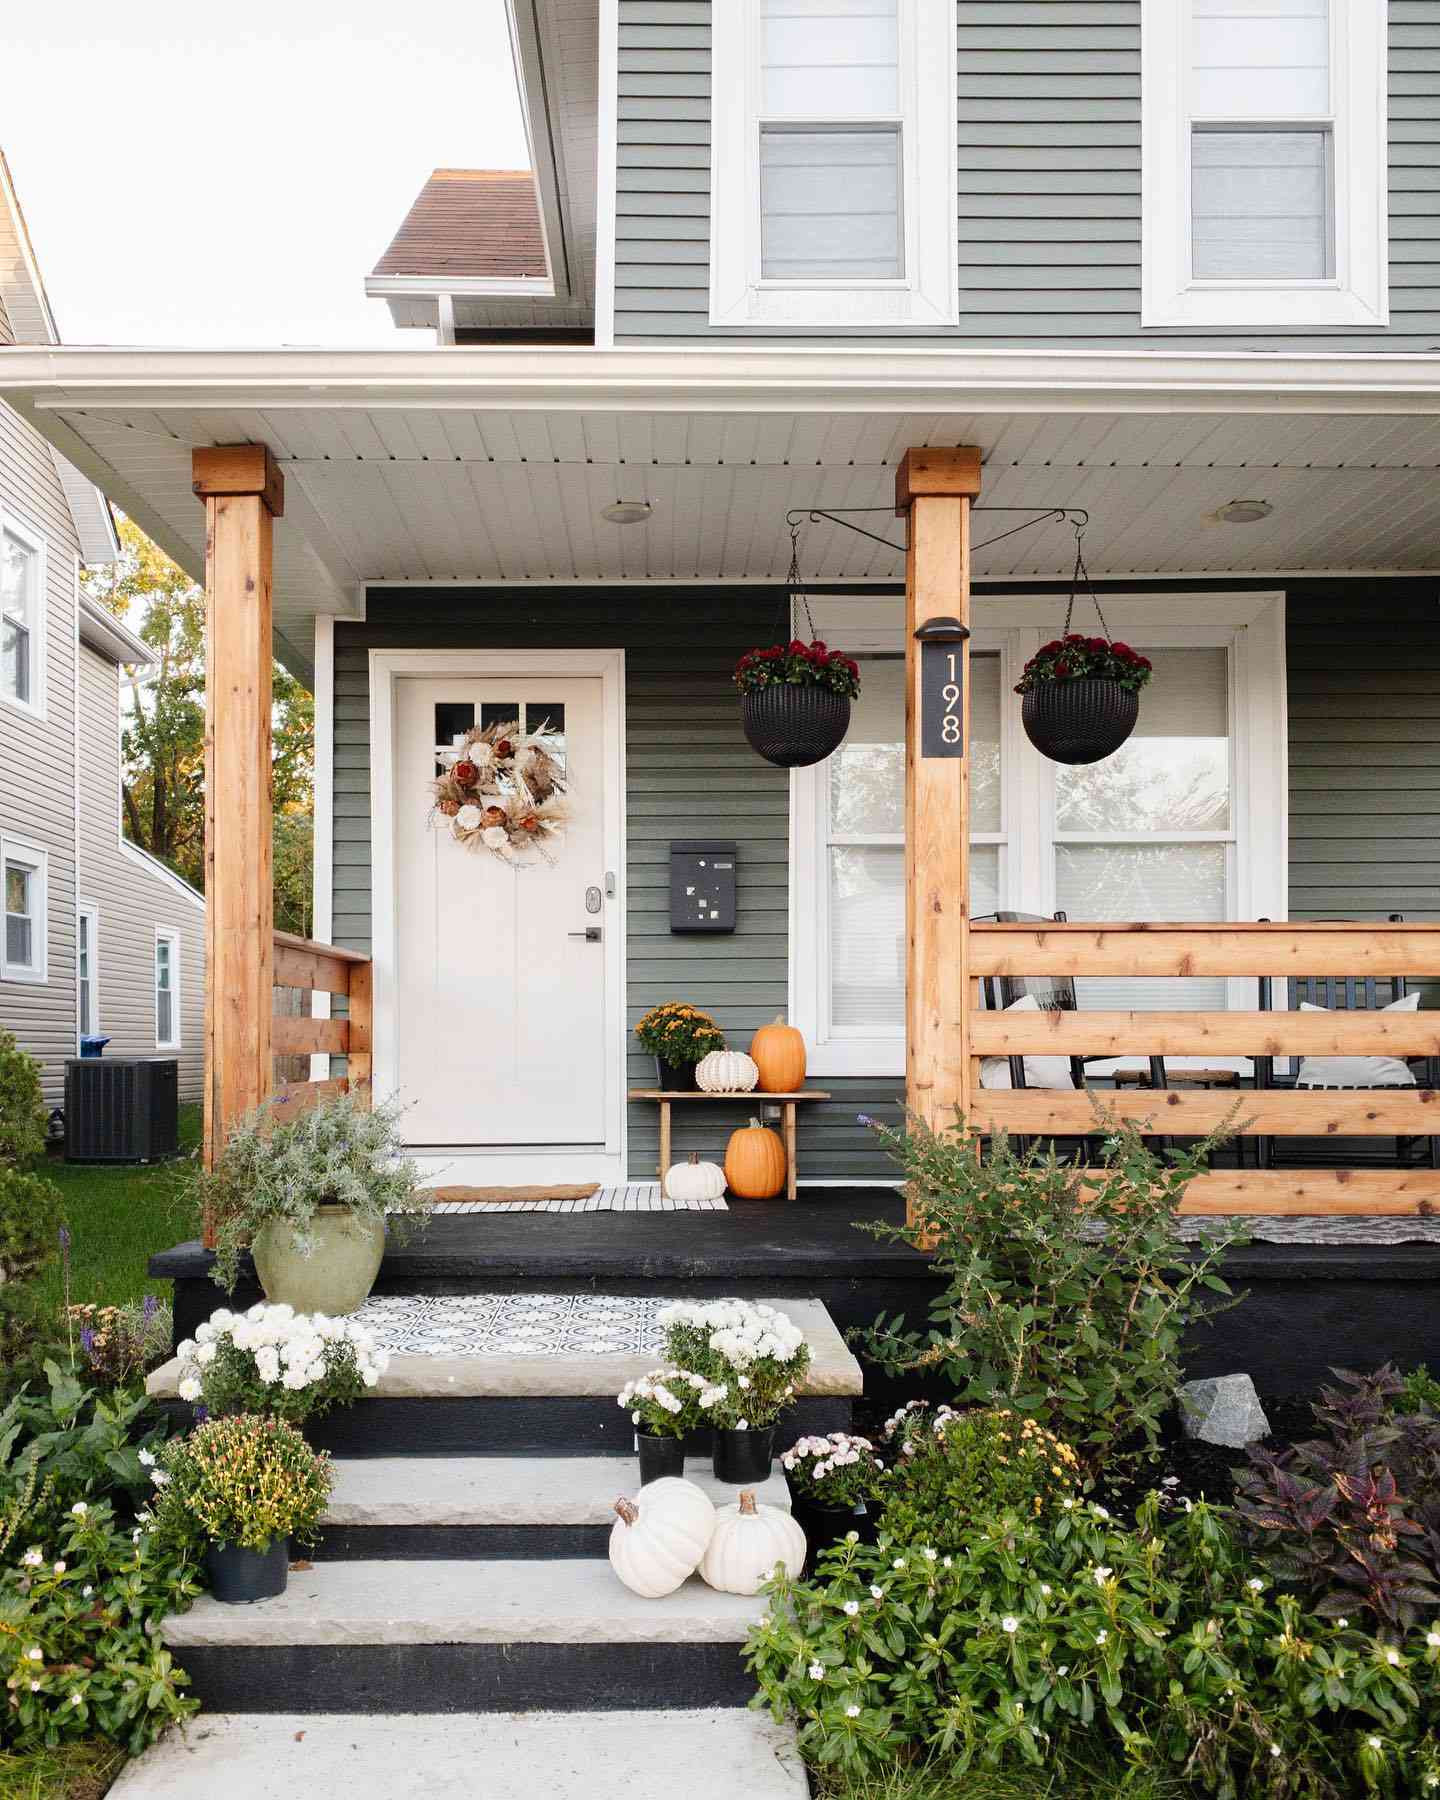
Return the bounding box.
[895,448,982,1224]
[192,445,284,1185]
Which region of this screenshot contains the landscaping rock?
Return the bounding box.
[1177,1374,1270,1448]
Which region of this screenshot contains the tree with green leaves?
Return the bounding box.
[81,516,314,935]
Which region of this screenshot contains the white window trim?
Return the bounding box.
[790,592,1287,1078]
[1141,0,1388,329]
[0,508,48,722]
[76,902,100,1043]
[710,0,958,329]
[1,836,49,984]
[154,926,181,1050]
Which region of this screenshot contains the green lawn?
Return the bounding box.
[0,1743,126,1800]
[814,1756,1193,1800]
[36,1104,201,1312]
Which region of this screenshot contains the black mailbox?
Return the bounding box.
[670,839,737,933]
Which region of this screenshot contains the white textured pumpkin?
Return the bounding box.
[699,1490,807,1595]
[608,1476,717,1598]
[664,1152,727,1202]
[695,1050,760,1094]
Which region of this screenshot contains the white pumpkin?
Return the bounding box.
[608,1476,717,1598]
[664,1152,727,1202]
[695,1050,760,1095]
[699,1490,807,1595]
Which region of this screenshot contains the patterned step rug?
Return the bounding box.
[422,1184,727,1213]
[352,1292,675,1356]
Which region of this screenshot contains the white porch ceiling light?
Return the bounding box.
[1216,498,1274,525]
[600,499,653,526]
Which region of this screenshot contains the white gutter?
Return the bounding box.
[4,344,1440,415]
[363,274,557,299]
[78,593,156,665]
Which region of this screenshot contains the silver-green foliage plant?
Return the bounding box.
[860,1109,1246,1474]
[198,1088,428,1292]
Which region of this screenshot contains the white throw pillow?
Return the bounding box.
[979,993,1075,1091]
[1294,992,1419,1088]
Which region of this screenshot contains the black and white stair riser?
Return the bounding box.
[172,1642,757,1715]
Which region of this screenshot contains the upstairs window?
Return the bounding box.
[711,0,956,328]
[1142,0,1387,328]
[1,516,45,716]
[2,839,47,984]
[155,928,180,1049]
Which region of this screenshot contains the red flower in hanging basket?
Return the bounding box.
[734,639,862,699]
[1015,632,1155,696]
[452,759,479,787]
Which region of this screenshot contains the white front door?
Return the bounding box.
[392,671,613,1149]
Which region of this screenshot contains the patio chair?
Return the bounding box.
[1253,913,1440,1171]
[975,910,1168,1156]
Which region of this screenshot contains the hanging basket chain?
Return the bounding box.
[1061,521,1113,644]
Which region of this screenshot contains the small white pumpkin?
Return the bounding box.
[664,1151,727,1202]
[608,1476,717,1598]
[695,1050,760,1095]
[699,1489,807,1596]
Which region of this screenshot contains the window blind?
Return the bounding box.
[760,0,899,115]
[760,129,903,280]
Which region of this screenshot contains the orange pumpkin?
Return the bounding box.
[750,1015,806,1093]
[724,1118,786,1200]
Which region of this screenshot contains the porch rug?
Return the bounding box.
[425,1183,602,1205]
[425,1184,727,1215]
[353,1292,672,1357]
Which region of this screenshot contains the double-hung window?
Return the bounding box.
[1,839,48,983]
[711,0,957,327]
[1141,0,1387,327]
[77,904,99,1038]
[155,928,180,1049]
[1,514,45,716]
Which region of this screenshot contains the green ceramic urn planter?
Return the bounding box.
[251,1203,387,1317]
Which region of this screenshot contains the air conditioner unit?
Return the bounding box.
[64,1058,179,1164]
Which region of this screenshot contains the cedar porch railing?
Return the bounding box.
[270,930,373,1114]
[968,920,1440,1215]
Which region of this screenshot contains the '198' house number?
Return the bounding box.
[920,640,965,759]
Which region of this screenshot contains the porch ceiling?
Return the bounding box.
[6,346,1440,677]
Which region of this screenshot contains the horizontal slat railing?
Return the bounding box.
[966,920,1440,1215]
[271,932,373,1115]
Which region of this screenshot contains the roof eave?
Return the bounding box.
[79,593,156,665]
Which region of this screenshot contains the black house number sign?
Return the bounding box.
[916,618,970,759]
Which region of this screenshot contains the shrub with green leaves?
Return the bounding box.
[746,1493,1440,1797]
[859,1111,1244,1473]
[876,1404,1081,1548]
[152,1415,331,1553]
[0,1029,46,1170]
[192,1088,428,1292]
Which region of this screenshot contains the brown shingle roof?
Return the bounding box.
[370,170,548,282]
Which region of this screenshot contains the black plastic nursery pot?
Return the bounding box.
[742,685,851,768]
[636,1431,687,1485]
[1021,677,1139,765]
[655,1057,697,1092]
[713,1424,775,1485]
[791,1498,877,1575]
[205,1537,290,1605]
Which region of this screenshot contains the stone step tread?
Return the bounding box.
[108,1710,808,1800]
[324,1455,791,1526]
[163,1559,771,1648]
[148,1295,862,1400]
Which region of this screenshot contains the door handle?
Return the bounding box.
[568,927,603,942]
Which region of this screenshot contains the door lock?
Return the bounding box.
[568,926,603,943]
[585,885,603,914]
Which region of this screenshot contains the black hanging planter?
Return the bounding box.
[742,685,851,769]
[1022,678,1139,766]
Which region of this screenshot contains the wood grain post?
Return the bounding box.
[896,448,983,1227]
[193,445,284,1219]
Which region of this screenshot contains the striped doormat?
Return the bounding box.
[424,1184,727,1214]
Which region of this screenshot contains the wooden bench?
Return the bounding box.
[627,1089,833,1201]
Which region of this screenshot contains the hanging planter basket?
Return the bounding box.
[1022,678,1139,765]
[741,684,852,769]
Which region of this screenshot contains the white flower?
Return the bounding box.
[196,1341,218,1366]
[808,1662,824,1680]
[70,1692,82,1707]
[892,1558,906,1570]
[1368,1737,1383,1751]
[29,1680,39,1692]
[1337,1618,1349,1629]
[1247,1578,1264,1593]
[1093,1567,1113,1586]
[1057,1665,1069,1677]
[922,1548,937,1562]
[456,804,483,830]
[1269,1745,1281,1760]
[53,1561,66,1575]
[843,1600,860,1616]
[1428,1632,1440,1648]
[177,1378,201,1403]
[25,1646,42,1662]
[845,1705,861,1718]
[195,1322,215,1345]
[1039,1584,1052,1598]
[1386,1648,1401,1666]
[255,1346,281,1385]
[1095,1630,1108,1645]
[870,1586,883,1600]
[70,1502,88,1517]
[942,1556,953,1569]
[137,1449,156,1467]
[150,1470,171,1488]
[20,1547,43,1568]
[83,1586,93,1598]
[1061,1497,1075,1510]
[1001,1616,1019,1634]
[1090,1505,1109,1520]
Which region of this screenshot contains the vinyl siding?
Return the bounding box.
[613,0,1440,351]
[333,577,1440,1184]
[75,647,205,1100]
[0,392,78,1106]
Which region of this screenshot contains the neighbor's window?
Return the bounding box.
[711,0,956,327]
[1141,0,1387,327]
[1,518,44,713]
[155,929,180,1048]
[77,905,99,1037]
[2,840,47,983]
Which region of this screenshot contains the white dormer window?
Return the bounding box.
[1142,0,1387,328]
[710,0,957,328]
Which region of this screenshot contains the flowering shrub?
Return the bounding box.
[67,1298,172,1390]
[877,1405,1081,1548]
[782,1434,884,1510]
[174,1303,388,1423]
[659,1300,811,1431]
[152,1415,331,1554]
[734,640,861,699]
[1,1497,200,1755]
[633,1002,726,1066]
[1014,633,1153,695]
[195,1088,428,1293]
[617,1367,718,1439]
[746,1492,1440,1794]
[860,1111,1244,1474]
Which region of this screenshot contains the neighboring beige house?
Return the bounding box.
[0,150,204,1109]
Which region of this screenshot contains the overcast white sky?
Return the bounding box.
[5,1,531,347]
